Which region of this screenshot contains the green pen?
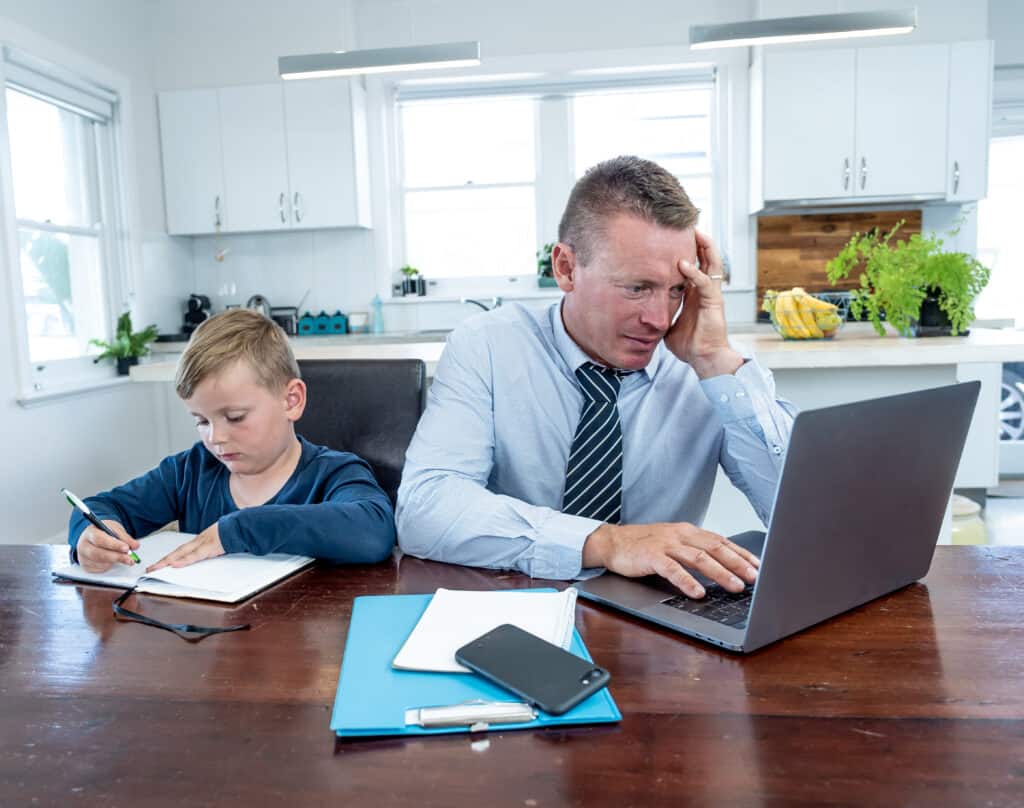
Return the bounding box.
[61,487,141,564]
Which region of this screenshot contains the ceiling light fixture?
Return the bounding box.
[279,41,481,80]
[689,9,917,50]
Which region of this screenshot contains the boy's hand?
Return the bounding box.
[76,521,140,573]
[147,523,224,572]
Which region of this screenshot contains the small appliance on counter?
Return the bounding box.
[270,307,298,335]
[246,294,272,318]
[183,294,211,335]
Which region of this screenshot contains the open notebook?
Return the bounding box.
[392,587,578,673]
[53,531,313,603]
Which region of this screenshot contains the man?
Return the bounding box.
[397,156,796,597]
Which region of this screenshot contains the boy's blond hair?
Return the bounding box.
[175,309,301,399]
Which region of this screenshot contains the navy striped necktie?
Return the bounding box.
[562,362,634,524]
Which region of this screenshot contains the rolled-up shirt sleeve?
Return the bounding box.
[397,329,601,579]
[700,358,797,525]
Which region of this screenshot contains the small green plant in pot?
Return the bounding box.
[825,221,990,337]
[90,311,158,375]
[537,242,557,288]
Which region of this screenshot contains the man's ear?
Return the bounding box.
[552,242,577,292]
[283,378,307,423]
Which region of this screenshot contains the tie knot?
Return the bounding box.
[575,362,632,403]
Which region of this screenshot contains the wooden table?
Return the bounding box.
[2,546,1022,806]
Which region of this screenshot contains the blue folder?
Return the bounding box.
[331,591,621,737]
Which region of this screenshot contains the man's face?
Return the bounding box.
[557,213,697,370]
[184,359,301,476]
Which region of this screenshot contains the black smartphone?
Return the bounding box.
[455,623,611,715]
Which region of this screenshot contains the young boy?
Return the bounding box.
[69,309,396,573]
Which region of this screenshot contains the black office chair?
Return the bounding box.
[296,359,427,505]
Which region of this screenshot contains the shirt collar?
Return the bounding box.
[548,300,663,381]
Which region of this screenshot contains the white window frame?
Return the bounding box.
[0,45,132,402]
[390,67,721,300]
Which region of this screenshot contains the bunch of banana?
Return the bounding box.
[762,288,842,339]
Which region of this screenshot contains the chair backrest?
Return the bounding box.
[296,359,426,505]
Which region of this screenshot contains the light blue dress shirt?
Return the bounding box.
[397,301,797,580]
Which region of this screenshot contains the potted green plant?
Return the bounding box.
[825,221,990,337]
[400,264,423,296]
[537,242,557,288]
[90,311,159,375]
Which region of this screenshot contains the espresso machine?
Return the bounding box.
[183,294,211,335]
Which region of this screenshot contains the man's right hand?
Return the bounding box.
[582,522,760,598]
[75,521,140,573]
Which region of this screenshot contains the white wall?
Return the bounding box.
[0,1,184,543]
[990,0,1024,66]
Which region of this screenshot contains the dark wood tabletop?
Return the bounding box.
[2,545,1022,807]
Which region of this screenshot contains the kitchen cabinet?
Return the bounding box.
[158,89,225,235]
[158,79,371,235]
[751,41,990,209]
[946,40,993,202]
[219,84,291,232]
[284,80,372,229]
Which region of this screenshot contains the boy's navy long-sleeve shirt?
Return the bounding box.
[68,436,396,564]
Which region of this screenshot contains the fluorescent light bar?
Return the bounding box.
[689,9,917,50]
[279,41,481,80]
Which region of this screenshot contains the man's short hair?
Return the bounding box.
[175,309,301,399]
[558,155,700,265]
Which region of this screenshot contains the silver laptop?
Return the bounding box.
[575,381,981,653]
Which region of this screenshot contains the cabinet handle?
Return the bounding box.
[953,160,960,195]
[214,195,222,228]
[279,192,286,223]
[860,157,868,190]
[843,158,851,191]
[293,191,303,223]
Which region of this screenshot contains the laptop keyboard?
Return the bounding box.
[661,585,754,629]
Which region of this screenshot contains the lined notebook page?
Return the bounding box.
[53,531,312,603]
[392,588,578,673]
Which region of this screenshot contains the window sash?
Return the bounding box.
[396,73,719,289]
[0,50,127,397]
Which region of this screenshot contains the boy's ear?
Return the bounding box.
[283,378,306,422]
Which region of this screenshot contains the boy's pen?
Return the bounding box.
[61,488,141,564]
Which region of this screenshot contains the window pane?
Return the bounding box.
[573,86,713,179]
[6,88,98,227]
[976,135,1024,325]
[20,228,106,361]
[401,96,535,187]
[405,186,536,278]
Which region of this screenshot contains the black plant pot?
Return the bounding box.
[912,294,967,338]
[116,356,139,376]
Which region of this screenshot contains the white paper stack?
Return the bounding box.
[392,587,578,673]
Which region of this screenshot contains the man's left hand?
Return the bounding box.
[664,230,744,379]
[147,523,225,572]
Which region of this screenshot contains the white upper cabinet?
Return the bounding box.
[284,80,372,229]
[946,41,993,202]
[158,89,225,235]
[752,41,991,210]
[158,79,371,235]
[854,45,949,198]
[219,84,291,233]
[761,49,857,202]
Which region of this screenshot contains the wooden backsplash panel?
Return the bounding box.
[756,210,922,313]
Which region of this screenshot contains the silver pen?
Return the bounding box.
[405,700,537,729]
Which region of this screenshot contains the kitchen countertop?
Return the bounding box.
[133,324,1024,383]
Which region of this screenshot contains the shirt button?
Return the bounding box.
[773,445,782,455]
[719,393,729,403]
[736,391,745,398]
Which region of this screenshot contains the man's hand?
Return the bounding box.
[582,521,759,598]
[664,230,744,378]
[147,523,224,572]
[76,521,140,573]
